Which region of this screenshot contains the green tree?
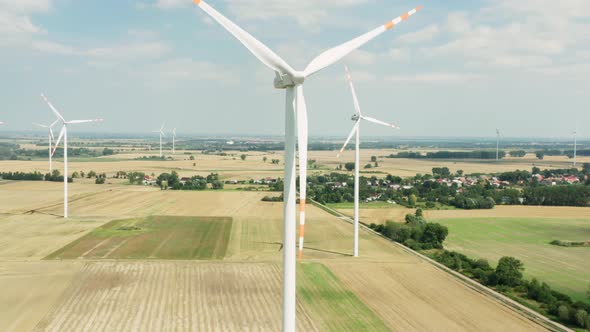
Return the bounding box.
[495,256,524,286]
[557,305,569,321]
[102,147,114,156]
[71,171,79,178]
[532,166,541,174]
[344,162,355,172]
[575,310,588,328]
[583,163,590,174]
[87,170,97,178]
[535,152,544,160]
[189,155,195,160]
[408,194,417,207]
[371,156,377,162]
[415,208,423,217]
[263,156,268,163]
[240,154,247,161]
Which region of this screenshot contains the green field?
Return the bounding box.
[298,262,389,331]
[433,217,590,303]
[45,216,232,260]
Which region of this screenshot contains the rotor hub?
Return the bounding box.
[274,71,305,89]
[351,114,360,121]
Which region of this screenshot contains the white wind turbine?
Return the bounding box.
[496,128,500,161]
[33,120,59,173]
[153,123,166,158]
[192,1,422,330]
[41,94,103,219]
[337,66,399,258]
[172,128,177,154]
[573,129,578,167]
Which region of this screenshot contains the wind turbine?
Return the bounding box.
[337,66,399,258]
[496,128,500,161]
[41,94,103,218]
[172,128,177,154]
[192,1,422,331]
[573,129,578,167]
[33,120,59,172]
[153,123,166,158]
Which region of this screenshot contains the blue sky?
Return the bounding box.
[0,0,588,138]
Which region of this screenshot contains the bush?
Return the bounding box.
[495,257,524,287]
[558,305,570,321]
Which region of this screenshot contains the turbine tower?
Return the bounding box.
[337,66,399,258]
[192,1,422,331]
[496,128,500,161]
[153,123,166,158]
[33,120,59,172]
[42,94,103,218]
[172,128,177,154]
[573,129,578,167]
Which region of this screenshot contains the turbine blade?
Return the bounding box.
[67,119,103,124]
[361,116,400,129]
[32,122,48,128]
[296,85,308,259]
[338,121,360,158]
[52,126,65,156]
[50,119,59,128]
[193,0,296,76]
[345,66,362,116]
[304,6,423,77]
[41,94,66,122]
[49,127,55,141]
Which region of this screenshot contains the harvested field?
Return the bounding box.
[0,215,106,260]
[337,205,590,225]
[434,217,590,303]
[0,261,82,332]
[298,262,389,331]
[425,205,590,219]
[325,259,546,332]
[46,216,232,260]
[33,261,386,332]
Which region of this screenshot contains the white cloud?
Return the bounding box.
[0,0,51,46]
[386,73,484,84]
[225,0,368,30]
[154,0,188,10]
[0,0,51,13]
[397,25,439,44]
[142,58,239,86]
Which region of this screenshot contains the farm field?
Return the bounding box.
[432,217,590,303]
[337,205,590,225]
[46,216,232,260]
[0,180,552,331]
[311,150,588,178]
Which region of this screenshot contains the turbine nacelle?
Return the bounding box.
[274,71,305,89]
[351,114,361,121]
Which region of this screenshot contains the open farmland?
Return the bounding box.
[310,150,588,178]
[0,180,552,331]
[432,217,590,303]
[46,216,232,260]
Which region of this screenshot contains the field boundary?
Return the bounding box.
[310,199,573,332]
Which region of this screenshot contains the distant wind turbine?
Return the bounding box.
[153,123,166,158]
[172,128,177,154]
[33,120,59,172]
[192,1,422,330]
[337,66,399,258]
[496,128,500,161]
[573,129,578,167]
[42,94,103,218]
